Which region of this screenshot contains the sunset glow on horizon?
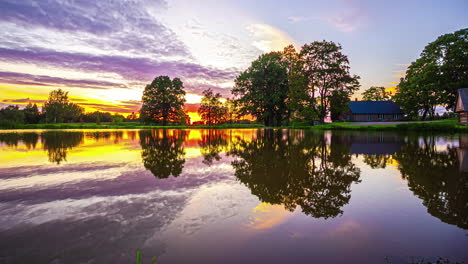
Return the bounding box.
[0,0,466,119]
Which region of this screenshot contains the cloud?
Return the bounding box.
[2,98,45,104]
[0,71,129,90]
[288,16,308,24]
[326,8,365,32]
[0,0,187,59]
[78,100,142,113]
[247,24,298,53]
[0,48,238,87]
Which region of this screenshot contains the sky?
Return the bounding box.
[0,0,467,122]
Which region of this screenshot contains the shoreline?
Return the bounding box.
[1,119,467,133]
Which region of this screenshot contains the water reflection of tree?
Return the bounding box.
[198,130,229,165]
[394,136,468,229]
[139,130,187,179]
[41,131,84,164]
[0,133,39,149]
[363,155,392,169]
[230,130,361,219]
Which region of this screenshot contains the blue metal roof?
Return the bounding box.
[348,101,404,114]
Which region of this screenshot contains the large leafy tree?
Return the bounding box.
[44,89,84,123]
[300,41,360,123]
[281,45,310,122]
[362,86,391,101]
[140,76,186,126]
[394,28,468,119]
[44,89,69,123]
[233,52,289,126]
[198,88,227,125]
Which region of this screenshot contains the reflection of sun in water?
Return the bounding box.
[246,202,291,230]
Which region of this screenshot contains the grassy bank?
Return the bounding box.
[0,122,266,130]
[1,119,467,132]
[307,119,468,133]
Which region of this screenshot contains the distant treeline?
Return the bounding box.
[0,89,136,128]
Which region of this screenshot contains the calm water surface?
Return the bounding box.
[0,129,467,264]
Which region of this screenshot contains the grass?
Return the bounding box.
[0,122,266,130]
[306,118,468,133]
[136,251,157,264]
[1,119,467,132]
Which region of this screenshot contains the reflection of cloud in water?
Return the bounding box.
[246,203,291,230]
[0,155,236,263]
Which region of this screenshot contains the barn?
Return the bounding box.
[340,101,405,122]
[455,88,468,125]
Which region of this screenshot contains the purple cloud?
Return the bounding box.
[0,71,129,89]
[0,47,238,90]
[0,0,188,58]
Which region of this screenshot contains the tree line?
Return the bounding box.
[0,89,135,127]
[140,41,361,126]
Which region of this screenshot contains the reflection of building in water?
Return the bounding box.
[457,135,468,172]
[345,133,404,155]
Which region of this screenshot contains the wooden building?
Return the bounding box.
[340,101,405,122]
[455,88,468,125]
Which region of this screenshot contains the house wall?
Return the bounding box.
[350,114,403,122]
[459,112,468,125]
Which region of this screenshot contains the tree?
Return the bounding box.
[0,105,24,124]
[362,86,391,101]
[140,76,186,126]
[23,103,41,124]
[64,103,84,123]
[281,45,310,122]
[198,88,227,125]
[233,52,289,126]
[44,89,69,123]
[329,90,351,121]
[300,41,360,123]
[394,28,468,119]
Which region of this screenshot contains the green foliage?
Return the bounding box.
[198,88,227,125]
[282,45,310,121]
[44,89,84,123]
[362,86,391,101]
[0,105,24,124]
[140,76,186,126]
[300,41,360,122]
[233,52,289,126]
[112,114,124,124]
[329,90,351,121]
[23,103,41,124]
[394,28,468,119]
[137,250,157,264]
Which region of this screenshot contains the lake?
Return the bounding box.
[0,129,467,264]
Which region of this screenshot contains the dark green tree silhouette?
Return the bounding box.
[394,28,468,119]
[233,52,289,126]
[362,86,391,101]
[230,130,361,218]
[140,76,186,126]
[139,130,186,179]
[394,136,468,229]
